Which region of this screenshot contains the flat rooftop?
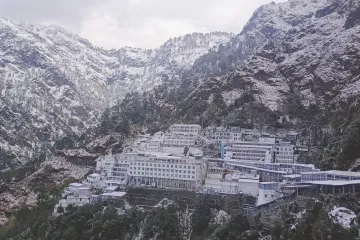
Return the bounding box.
[223,159,316,168]
[237,179,260,183]
[284,174,302,178]
[101,192,126,197]
[301,170,360,177]
[283,184,312,188]
[225,162,286,174]
[259,182,278,185]
[308,180,360,186]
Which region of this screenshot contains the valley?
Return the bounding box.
[1,0,360,239]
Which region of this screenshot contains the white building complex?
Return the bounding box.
[212,126,242,144]
[275,141,294,163]
[82,173,104,188]
[169,124,201,135]
[281,170,360,195]
[96,152,208,190]
[53,183,91,215]
[225,137,275,162]
[204,170,260,196]
[163,134,196,147]
[96,154,129,186]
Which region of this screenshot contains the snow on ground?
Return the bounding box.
[328,207,357,229]
[213,210,230,225]
[154,198,174,208]
[295,209,306,219]
[222,89,244,107]
[124,200,132,210]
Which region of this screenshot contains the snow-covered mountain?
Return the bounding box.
[2,0,360,170]
[0,18,233,169]
[96,0,360,148]
[2,0,360,227]
[181,0,360,112]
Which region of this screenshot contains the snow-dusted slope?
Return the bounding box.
[183,0,360,112]
[110,32,234,95]
[0,18,232,169]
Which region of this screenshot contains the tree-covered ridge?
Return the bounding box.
[1,194,359,240]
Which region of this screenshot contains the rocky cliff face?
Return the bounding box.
[0,0,359,174]
[178,0,360,117]
[0,18,232,169]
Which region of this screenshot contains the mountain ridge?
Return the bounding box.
[0,18,233,169]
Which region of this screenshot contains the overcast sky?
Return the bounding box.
[0,0,287,49]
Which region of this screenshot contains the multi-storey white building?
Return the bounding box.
[96,152,208,191]
[275,141,294,163]
[212,127,242,144]
[300,170,360,182]
[96,154,129,186]
[204,171,260,196]
[223,160,318,175]
[284,171,360,194]
[163,134,196,147]
[147,139,163,152]
[225,137,275,162]
[54,183,91,215]
[82,173,105,189]
[169,124,201,135]
[241,129,261,141]
[126,153,207,190]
